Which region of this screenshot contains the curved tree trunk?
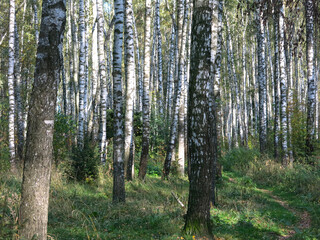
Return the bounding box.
[19,1,66,238]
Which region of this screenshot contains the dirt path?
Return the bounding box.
[259,189,311,239]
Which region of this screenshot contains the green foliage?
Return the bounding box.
[133,111,142,152]
[53,113,76,165]
[106,109,114,140]
[1,153,320,239]
[290,101,308,160]
[221,147,260,172]
[0,99,10,172]
[69,140,99,182]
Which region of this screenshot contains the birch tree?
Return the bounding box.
[279,0,289,165]
[97,0,107,163]
[184,0,215,237]
[124,0,136,180]
[19,0,66,238]
[138,0,152,180]
[113,0,125,202]
[273,1,280,159]
[306,0,316,155]
[8,0,16,172]
[78,0,86,148]
[256,0,267,153]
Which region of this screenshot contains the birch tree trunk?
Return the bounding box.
[78,0,86,148]
[256,0,267,153]
[306,0,316,155]
[178,0,187,176]
[163,0,186,178]
[184,0,214,236]
[138,0,152,180]
[14,21,24,162]
[19,1,66,238]
[273,3,280,159]
[155,0,163,117]
[211,0,222,205]
[113,0,125,202]
[8,0,16,172]
[124,0,136,180]
[279,0,289,165]
[97,0,107,163]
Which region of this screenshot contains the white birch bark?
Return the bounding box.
[178,0,187,176]
[256,0,267,153]
[279,0,289,165]
[306,0,316,155]
[8,0,16,172]
[273,4,280,159]
[138,0,152,180]
[14,21,24,161]
[97,0,107,163]
[78,0,86,148]
[155,0,163,117]
[124,0,136,180]
[113,0,125,202]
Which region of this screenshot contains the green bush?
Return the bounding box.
[69,139,99,182]
[53,113,76,166]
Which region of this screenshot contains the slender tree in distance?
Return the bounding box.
[124,0,136,180]
[97,0,108,163]
[279,0,289,165]
[306,0,316,156]
[19,0,66,238]
[256,0,267,153]
[8,0,16,172]
[139,0,152,180]
[113,0,125,202]
[184,0,215,237]
[78,0,86,148]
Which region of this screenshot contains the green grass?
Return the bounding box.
[1,149,319,239]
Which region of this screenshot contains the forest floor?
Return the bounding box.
[1,151,320,239]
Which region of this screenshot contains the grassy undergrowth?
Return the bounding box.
[0,148,319,239]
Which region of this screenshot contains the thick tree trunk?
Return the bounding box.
[19,1,66,239]
[138,0,152,180]
[184,0,214,237]
[113,0,125,202]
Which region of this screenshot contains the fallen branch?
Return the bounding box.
[171,192,185,208]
